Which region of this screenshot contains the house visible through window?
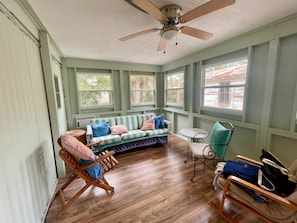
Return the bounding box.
[77,72,113,108]
[220,81,230,104]
[165,72,184,106]
[202,57,248,111]
[130,75,155,105]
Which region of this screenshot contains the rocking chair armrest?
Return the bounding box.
[86,139,102,148]
[234,155,263,167]
[78,150,116,171]
[225,175,297,211]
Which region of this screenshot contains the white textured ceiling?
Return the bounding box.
[27,0,297,65]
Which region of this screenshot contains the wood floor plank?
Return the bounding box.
[45,135,263,223]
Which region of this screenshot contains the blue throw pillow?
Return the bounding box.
[80,156,103,179]
[91,122,109,137]
[154,114,165,129]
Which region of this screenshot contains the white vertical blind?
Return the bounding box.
[0,4,56,223]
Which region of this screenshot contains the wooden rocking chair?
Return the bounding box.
[53,137,119,217]
[209,155,297,223]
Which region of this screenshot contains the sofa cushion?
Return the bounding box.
[121,130,147,140]
[61,134,94,160]
[110,125,128,135]
[116,115,139,131]
[144,128,169,136]
[154,114,165,129]
[141,118,155,130]
[93,134,121,146]
[91,117,116,127]
[137,113,155,129]
[91,122,109,137]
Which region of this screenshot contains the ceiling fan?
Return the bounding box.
[120,0,236,52]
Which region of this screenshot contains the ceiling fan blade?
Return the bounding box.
[180,26,213,41]
[180,0,235,23]
[132,0,168,23]
[119,28,158,41]
[157,38,166,52]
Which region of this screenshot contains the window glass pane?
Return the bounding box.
[167,89,184,104]
[204,59,247,87]
[202,57,247,111]
[78,73,111,90]
[167,73,184,88]
[204,86,244,110]
[130,75,155,105]
[80,91,112,106]
[166,72,184,106]
[131,90,154,104]
[77,73,113,107]
[131,76,154,89]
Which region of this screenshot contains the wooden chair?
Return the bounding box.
[209,155,297,223]
[53,138,119,217]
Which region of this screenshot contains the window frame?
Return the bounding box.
[201,55,248,115]
[129,74,156,106]
[165,71,184,107]
[76,71,114,109]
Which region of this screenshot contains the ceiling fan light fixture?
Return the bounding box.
[160,27,180,40]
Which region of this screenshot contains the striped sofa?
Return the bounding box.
[86,113,170,153]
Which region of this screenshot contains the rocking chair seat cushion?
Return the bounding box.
[61,134,95,160]
[80,156,103,179]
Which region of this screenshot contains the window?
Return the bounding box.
[54,75,61,109]
[130,75,155,105]
[77,72,113,108]
[202,57,248,111]
[165,72,184,106]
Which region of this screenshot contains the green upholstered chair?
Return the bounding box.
[189,121,234,181]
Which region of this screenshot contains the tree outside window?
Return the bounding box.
[166,72,184,106]
[130,75,155,105]
[77,73,113,108]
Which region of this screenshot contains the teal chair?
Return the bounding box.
[189,121,234,181]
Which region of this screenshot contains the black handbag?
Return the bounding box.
[259,149,296,196]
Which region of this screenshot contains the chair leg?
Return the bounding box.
[184,146,190,164]
[53,174,78,200]
[191,158,197,181]
[191,157,206,181]
[57,183,91,218]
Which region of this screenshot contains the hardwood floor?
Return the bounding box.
[45,135,263,223]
